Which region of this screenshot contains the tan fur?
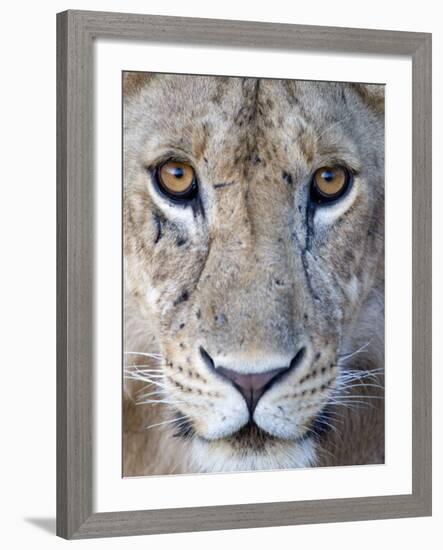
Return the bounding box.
[123,74,385,475]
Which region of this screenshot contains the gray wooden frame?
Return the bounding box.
[57,9,432,539]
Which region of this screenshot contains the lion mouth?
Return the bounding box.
[177,420,282,447]
[223,422,282,448]
[172,413,278,444]
[173,414,331,448]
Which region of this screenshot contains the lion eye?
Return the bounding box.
[311,166,351,203]
[157,161,197,200]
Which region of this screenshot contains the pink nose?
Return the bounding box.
[199,346,306,414]
[216,366,288,412]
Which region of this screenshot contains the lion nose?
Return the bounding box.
[216,366,288,413]
[199,346,306,413]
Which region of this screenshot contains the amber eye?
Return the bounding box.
[311,166,351,203]
[156,161,197,200]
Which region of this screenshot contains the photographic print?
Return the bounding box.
[123,72,385,476]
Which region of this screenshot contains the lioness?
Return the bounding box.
[123,73,384,475]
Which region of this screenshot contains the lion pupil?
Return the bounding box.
[322,170,334,182]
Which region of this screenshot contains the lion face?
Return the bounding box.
[124,74,384,471]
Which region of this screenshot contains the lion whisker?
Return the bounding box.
[137,399,184,406]
[125,351,163,359]
[338,382,385,392]
[338,339,372,362]
[145,415,189,430]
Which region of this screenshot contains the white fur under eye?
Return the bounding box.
[313,177,360,226]
[147,175,200,233]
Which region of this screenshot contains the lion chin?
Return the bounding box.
[185,424,318,473]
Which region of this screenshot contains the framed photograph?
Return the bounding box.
[57,10,432,539]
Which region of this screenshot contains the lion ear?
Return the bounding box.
[123,72,155,98]
[351,84,385,115]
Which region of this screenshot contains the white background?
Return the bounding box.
[0,0,440,548]
[95,42,412,511]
